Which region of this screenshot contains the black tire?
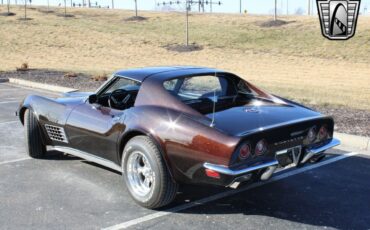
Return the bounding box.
[122,136,178,209]
[24,109,46,158]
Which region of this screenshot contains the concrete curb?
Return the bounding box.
[8,78,77,93]
[335,132,370,151]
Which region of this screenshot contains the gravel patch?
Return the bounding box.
[0,69,368,137]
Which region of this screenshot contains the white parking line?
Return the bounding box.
[2,83,60,96]
[0,100,20,104]
[0,157,31,166]
[103,152,358,230]
[0,120,19,125]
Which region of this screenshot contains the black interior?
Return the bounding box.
[97,89,139,110]
[183,94,253,115]
[165,74,256,115]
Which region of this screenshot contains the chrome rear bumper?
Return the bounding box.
[301,138,341,163]
[203,160,279,176]
[203,138,341,178]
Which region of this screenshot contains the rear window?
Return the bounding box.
[179,76,222,97]
[164,75,229,101]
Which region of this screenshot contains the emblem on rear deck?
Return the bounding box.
[317,0,360,40]
[245,107,260,113]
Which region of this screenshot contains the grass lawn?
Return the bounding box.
[0,6,369,110]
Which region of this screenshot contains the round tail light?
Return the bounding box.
[307,126,317,143]
[255,139,267,156]
[318,126,328,140]
[239,143,251,159]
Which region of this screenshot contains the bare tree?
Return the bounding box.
[295,7,304,15]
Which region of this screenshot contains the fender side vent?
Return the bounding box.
[44,124,68,143]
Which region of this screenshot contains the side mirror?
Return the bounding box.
[88,94,98,104]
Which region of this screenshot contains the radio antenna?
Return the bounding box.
[210,72,217,127]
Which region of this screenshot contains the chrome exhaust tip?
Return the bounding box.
[260,165,277,181]
[228,173,252,189]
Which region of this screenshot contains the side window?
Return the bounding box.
[163,79,178,91]
[178,76,223,99]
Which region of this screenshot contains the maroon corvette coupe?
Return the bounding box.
[18,66,340,208]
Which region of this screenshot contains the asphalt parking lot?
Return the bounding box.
[0,82,370,230]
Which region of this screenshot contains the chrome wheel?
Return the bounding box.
[126,151,155,199]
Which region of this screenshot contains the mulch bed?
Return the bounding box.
[0,69,102,91]
[124,16,147,22]
[310,105,370,137]
[0,69,368,137]
[56,14,75,18]
[163,43,203,53]
[17,17,33,21]
[257,19,295,28]
[0,12,16,16]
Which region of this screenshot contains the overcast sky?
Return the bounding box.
[17,0,370,15]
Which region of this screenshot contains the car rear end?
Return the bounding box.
[203,116,340,188]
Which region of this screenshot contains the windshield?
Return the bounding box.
[101,77,141,95]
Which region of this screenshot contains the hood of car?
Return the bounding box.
[206,104,322,136]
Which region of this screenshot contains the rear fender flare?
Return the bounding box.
[118,128,175,181]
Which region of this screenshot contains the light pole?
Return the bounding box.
[286,0,288,15]
[239,0,241,13]
[64,0,67,17]
[274,0,277,21]
[24,0,27,19]
[134,0,138,17]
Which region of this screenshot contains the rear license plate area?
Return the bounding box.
[275,146,302,167]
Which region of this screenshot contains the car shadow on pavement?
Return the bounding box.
[42,150,370,229]
[169,155,370,229]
